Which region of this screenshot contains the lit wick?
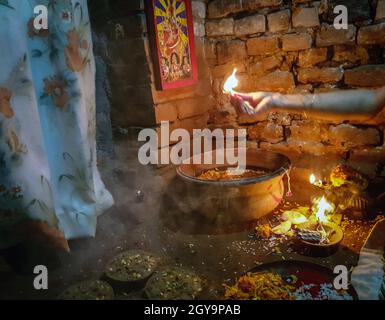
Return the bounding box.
[309,174,316,185]
[314,196,333,223]
[309,173,324,188]
[223,69,239,94]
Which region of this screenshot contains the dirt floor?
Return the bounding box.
[0,136,383,300]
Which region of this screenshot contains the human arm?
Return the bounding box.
[231,86,385,123]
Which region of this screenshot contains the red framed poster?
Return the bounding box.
[146,0,198,90]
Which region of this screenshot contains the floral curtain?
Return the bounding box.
[0,0,113,248]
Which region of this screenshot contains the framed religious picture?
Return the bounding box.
[146,0,198,90]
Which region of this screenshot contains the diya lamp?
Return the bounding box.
[309,166,375,220]
[294,175,344,257]
[309,173,326,189]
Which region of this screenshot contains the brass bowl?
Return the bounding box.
[175,148,291,223]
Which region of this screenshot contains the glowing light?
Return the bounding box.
[309,174,316,185]
[313,196,334,222]
[223,69,238,93]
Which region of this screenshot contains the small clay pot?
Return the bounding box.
[103,250,159,293]
[144,267,203,300]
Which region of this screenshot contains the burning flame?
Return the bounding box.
[309,174,316,185]
[223,69,239,93]
[313,196,334,222]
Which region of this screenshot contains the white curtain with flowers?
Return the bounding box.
[0,0,113,247]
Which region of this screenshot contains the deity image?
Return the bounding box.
[181,55,191,78]
[170,52,183,81]
[160,57,170,81]
[155,0,192,84]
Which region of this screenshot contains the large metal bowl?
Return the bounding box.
[175,148,291,224]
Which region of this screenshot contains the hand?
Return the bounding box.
[230,92,280,116]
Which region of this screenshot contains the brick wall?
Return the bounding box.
[151,0,214,147]
[203,0,385,177]
[89,0,214,147]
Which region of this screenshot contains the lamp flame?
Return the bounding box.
[313,196,334,222]
[309,174,316,185]
[223,69,238,93]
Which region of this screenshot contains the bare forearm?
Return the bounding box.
[273,88,385,122]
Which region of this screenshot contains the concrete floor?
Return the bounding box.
[0,136,383,300]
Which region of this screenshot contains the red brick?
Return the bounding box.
[268,112,292,126]
[254,71,295,92]
[267,10,291,33]
[329,124,380,148]
[357,22,385,45]
[207,0,243,19]
[246,36,280,55]
[217,40,247,64]
[292,7,320,28]
[249,55,283,76]
[288,120,328,142]
[316,24,356,47]
[206,18,234,37]
[261,141,340,156]
[235,14,266,36]
[243,0,283,11]
[282,33,312,51]
[298,67,343,84]
[248,121,284,143]
[298,47,328,67]
[208,0,283,18]
[332,45,369,65]
[344,65,385,87]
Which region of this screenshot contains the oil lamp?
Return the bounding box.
[223,69,239,94]
[294,178,344,256]
[309,173,324,188]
